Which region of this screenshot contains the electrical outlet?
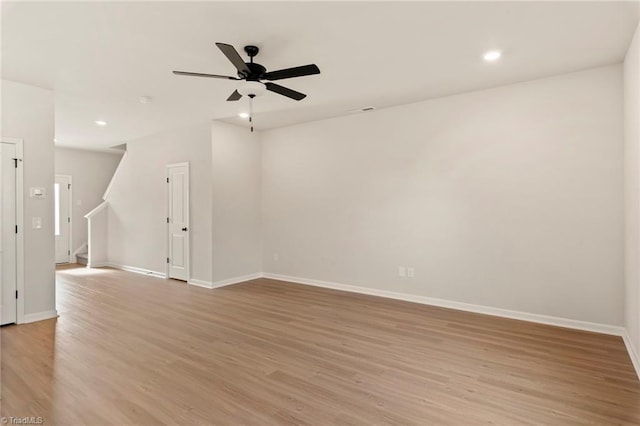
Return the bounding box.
[273,253,279,262]
[32,217,42,229]
[398,266,406,277]
[407,267,415,278]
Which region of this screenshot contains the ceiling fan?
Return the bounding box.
[173,43,320,102]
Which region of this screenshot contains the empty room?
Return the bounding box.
[2,1,640,424]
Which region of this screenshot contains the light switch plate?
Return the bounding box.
[30,187,46,199]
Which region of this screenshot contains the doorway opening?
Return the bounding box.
[54,175,72,264]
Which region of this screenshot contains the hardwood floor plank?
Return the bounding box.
[1,265,639,425]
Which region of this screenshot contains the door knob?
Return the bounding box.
[182,227,188,232]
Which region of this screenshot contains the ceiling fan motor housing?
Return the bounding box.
[242,62,267,80]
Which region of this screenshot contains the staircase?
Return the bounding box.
[80,150,125,269]
[76,252,88,266]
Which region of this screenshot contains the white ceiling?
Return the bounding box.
[2,1,639,150]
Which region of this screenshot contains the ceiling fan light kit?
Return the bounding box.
[237,81,267,97]
[173,42,321,132]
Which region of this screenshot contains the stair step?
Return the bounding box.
[76,252,88,266]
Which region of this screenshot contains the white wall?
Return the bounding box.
[54,147,122,254]
[624,22,640,357]
[87,203,108,268]
[106,122,212,283]
[261,65,624,326]
[212,122,262,284]
[1,80,55,317]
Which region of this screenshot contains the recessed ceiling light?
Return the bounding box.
[238,112,250,119]
[483,50,502,62]
[95,120,107,126]
[54,138,58,143]
[139,96,152,104]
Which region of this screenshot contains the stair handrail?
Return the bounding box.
[85,201,108,219]
[85,201,109,268]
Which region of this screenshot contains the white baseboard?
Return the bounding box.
[64,263,638,378]
[101,267,262,288]
[104,265,260,288]
[262,273,625,337]
[105,262,166,279]
[87,261,108,268]
[622,331,640,380]
[22,309,58,324]
[187,273,263,289]
[211,272,263,289]
[188,279,214,289]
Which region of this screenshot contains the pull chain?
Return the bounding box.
[249,95,254,132]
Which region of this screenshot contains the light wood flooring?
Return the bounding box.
[1,264,639,424]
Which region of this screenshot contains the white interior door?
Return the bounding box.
[167,163,189,281]
[55,175,72,264]
[1,142,17,325]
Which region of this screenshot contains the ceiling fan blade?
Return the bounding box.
[265,82,306,101]
[263,64,320,81]
[173,70,239,80]
[215,43,251,77]
[226,90,242,101]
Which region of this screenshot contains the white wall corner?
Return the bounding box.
[22,310,58,324]
[622,330,640,380]
[188,279,214,289]
[182,274,266,289]
[209,273,263,289]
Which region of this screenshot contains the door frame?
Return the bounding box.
[54,174,73,264]
[165,162,190,281]
[1,137,25,324]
